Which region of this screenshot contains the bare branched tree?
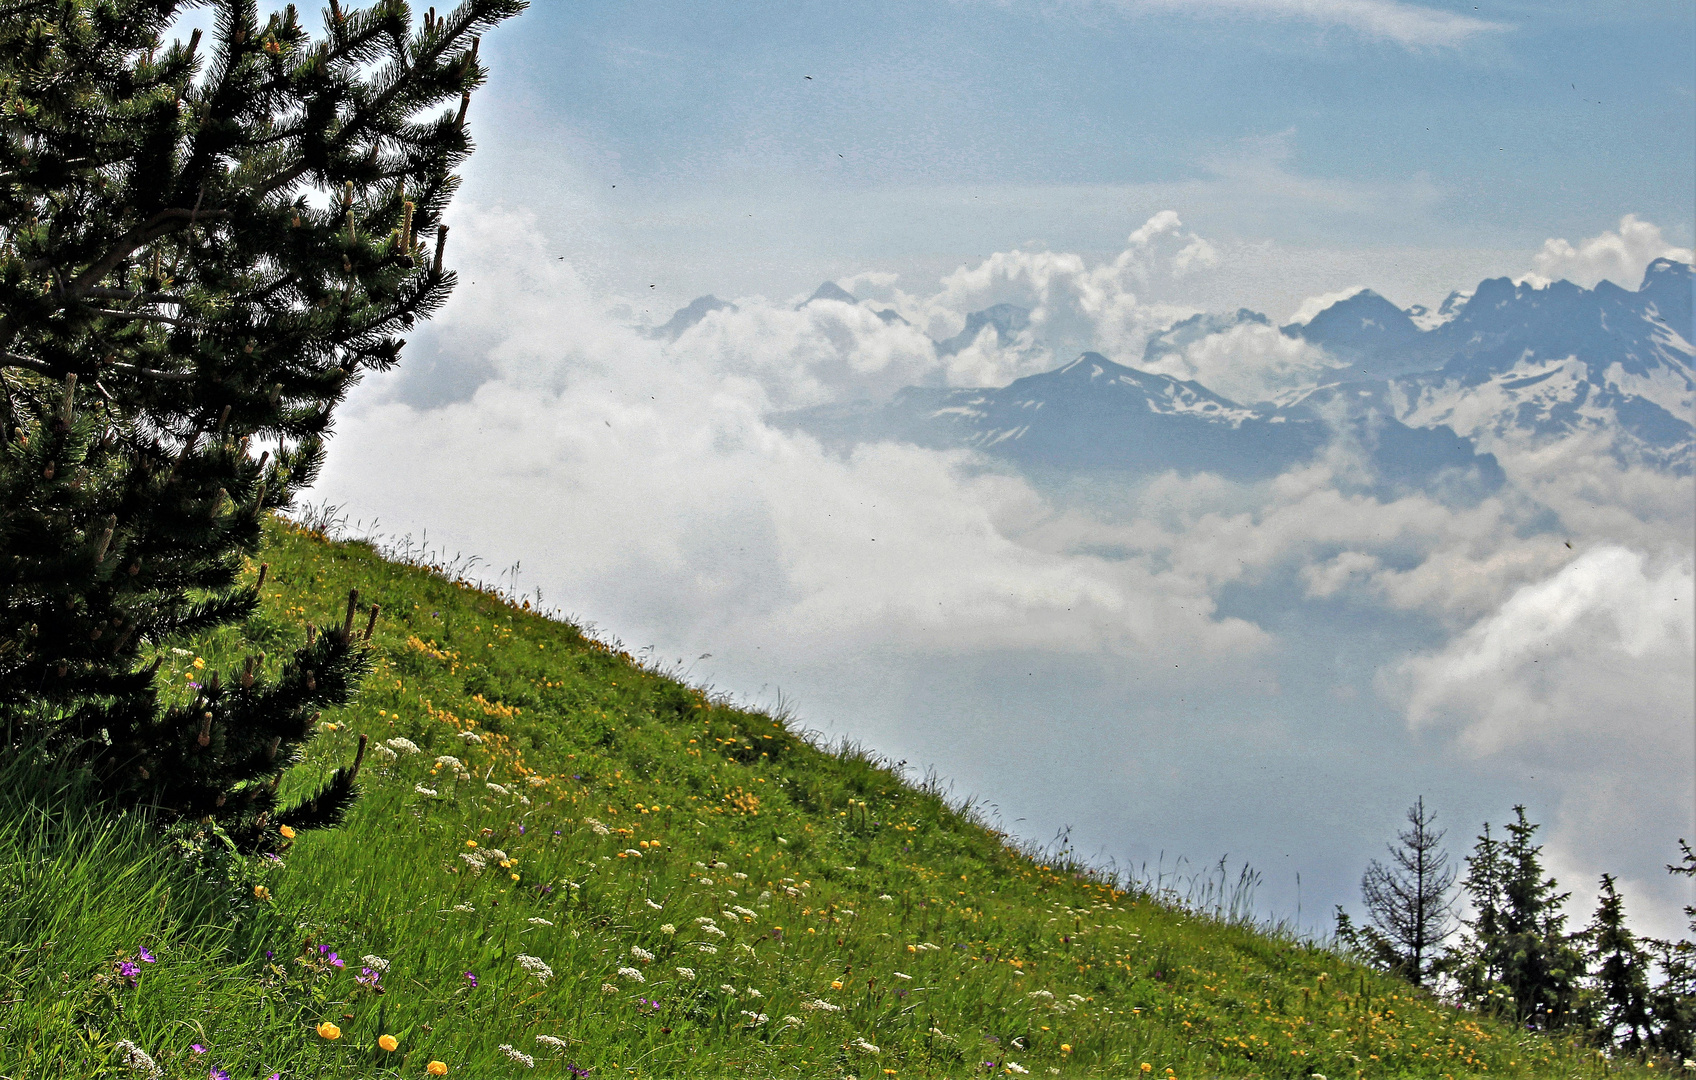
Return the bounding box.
[1360,796,1458,986]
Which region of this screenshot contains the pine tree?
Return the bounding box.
[1586,873,1654,1051]
[1645,840,1696,1060]
[0,0,523,847]
[1447,807,1587,1030]
[1357,796,1458,986]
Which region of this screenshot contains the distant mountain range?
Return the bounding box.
[655,259,1694,481]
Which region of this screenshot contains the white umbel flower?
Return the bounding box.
[617,966,647,983]
[112,1040,162,1079]
[497,1044,535,1067]
[517,954,554,983]
[385,737,421,754]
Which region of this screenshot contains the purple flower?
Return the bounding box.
[191,1044,205,1054]
[265,950,275,959]
[464,971,479,988]
[566,1066,590,1078]
[356,966,382,989]
[210,1068,231,1080]
[327,952,344,968]
[518,825,525,834]
[138,947,156,963]
[118,960,141,978]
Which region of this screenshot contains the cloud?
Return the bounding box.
[1393,546,1696,935]
[1285,285,1366,326]
[1523,214,1696,291]
[1113,0,1507,48]
[1140,319,1345,403]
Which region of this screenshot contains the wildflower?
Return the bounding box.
[1028,990,1054,1000]
[435,755,463,768]
[278,824,296,840]
[387,737,421,754]
[518,954,554,983]
[459,852,485,869]
[486,782,510,795]
[699,877,714,885]
[713,861,729,869]
[646,898,663,910]
[879,893,894,900]
[731,904,757,918]
[356,966,382,989]
[1060,1044,1072,1054]
[118,960,141,978]
[191,1044,205,1054]
[210,1069,231,1080]
[453,903,475,913]
[694,943,718,954]
[740,1010,768,1024]
[675,967,696,980]
[584,817,611,835]
[427,1062,448,1076]
[379,1034,400,1051]
[617,966,647,983]
[731,871,748,880]
[487,848,509,861]
[1006,1064,1029,1075]
[660,923,676,935]
[702,924,727,938]
[622,848,642,858]
[362,954,390,972]
[252,885,270,901]
[316,1021,341,1040]
[853,1038,881,1054]
[137,947,156,963]
[460,730,483,743]
[830,980,844,990]
[801,999,842,1012]
[528,917,554,926]
[372,744,398,762]
[892,972,912,980]
[464,971,479,987]
[415,785,438,797]
[631,945,655,962]
[536,1035,569,1048]
[498,1044,536,1067]
[601,982,619,993]
[720,984,739,996]
[1140,1066,1152,1074]
[783,1015,804,1028]
[113,1039,162,1079]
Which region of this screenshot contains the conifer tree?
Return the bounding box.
[1447,806,1587,1030]
[0,0,523,847]
[1645,840,1696,1060]
[1357,796,1458,987]
[1585,873,1654,1051]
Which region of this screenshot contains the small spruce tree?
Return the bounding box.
[0,0,523,847]
[1645,840,1696,1060]
[1585,873,1654,1051]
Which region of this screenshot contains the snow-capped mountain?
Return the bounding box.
[782,352,1501,491]
[795,282,909,325]
[645,294,737,341]
[1141,309,1270,365]
[1293,258,1694,469]
[935,302,1031,356]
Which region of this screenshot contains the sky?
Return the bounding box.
[235,0,1696,938]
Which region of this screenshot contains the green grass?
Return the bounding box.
[0,517,1652,1078]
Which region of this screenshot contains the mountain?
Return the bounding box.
[798,280,859,308]
[1282,289,1437,378]
[1141,308,1269,366]
[935,302,1031,356]
[1290,259,1695,469]
[647,294,737,341]
[782,352,1502,492]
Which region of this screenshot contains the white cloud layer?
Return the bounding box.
[316,203,1695,936]
[1082,0,1507,48]
[1524,213,1696,291]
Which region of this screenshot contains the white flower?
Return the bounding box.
[527,775,549,787]
[852,1038,880,1054]
[361,954,390,972]
[702,925,727,938]
[385,737,421,754]
[434,755,462,769]
[695,943,718,954]
[497,1044,535,1067]
[720,984,739,996]
[1068,994,1086,1003]
[693,861,708,869]
[414,785,438,797]
[840,910,855,917]
[622,848,643,858]
[740,1010,768,1024]
[452,902,475,913]
[517,954,554,982]
[645,898,663,910]
[617,966,646,983]
[631,945,655,963]
[536,1034,568,1049]
[784,886,801,897]
[371,744,398,762]
[892,971,912,980]
[527,917,553,926]
[1028,989,1054,999]
[731,871,748,880]
[112,1040,162,1079]
[1005,1063,1028,1075]
[736,943,755,956]
[459,852,485,869]
[601,982,618,993]
[674,966,696,980]
[694,916,717,925]
[485,848,508,862]
[744,987,763,999]
[486,782,510,795]
[879,893,894,901]
[731,905,757,918]
[801,999,842,1012]
[782,1015,804,1028]
[712,861,729,869]
[698,877,713,886]
[459,730,483,743]
[759,890,772,901]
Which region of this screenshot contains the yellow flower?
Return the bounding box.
[465,840,478,849]
[1140,1066,1152,1074]
[279,825,296,840]
[1061,1045,1072,1054]
[192,657,205,669]
[316,1021,341,1040]
[427,1062,449,1076]
[378,1034,399,1051]
[253,884,271,900]
[830,980,843,990]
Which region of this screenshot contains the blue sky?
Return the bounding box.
[293,0,1694,937]
[455,0,1692,303]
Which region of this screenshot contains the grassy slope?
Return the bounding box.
[0,519,1640,1079]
